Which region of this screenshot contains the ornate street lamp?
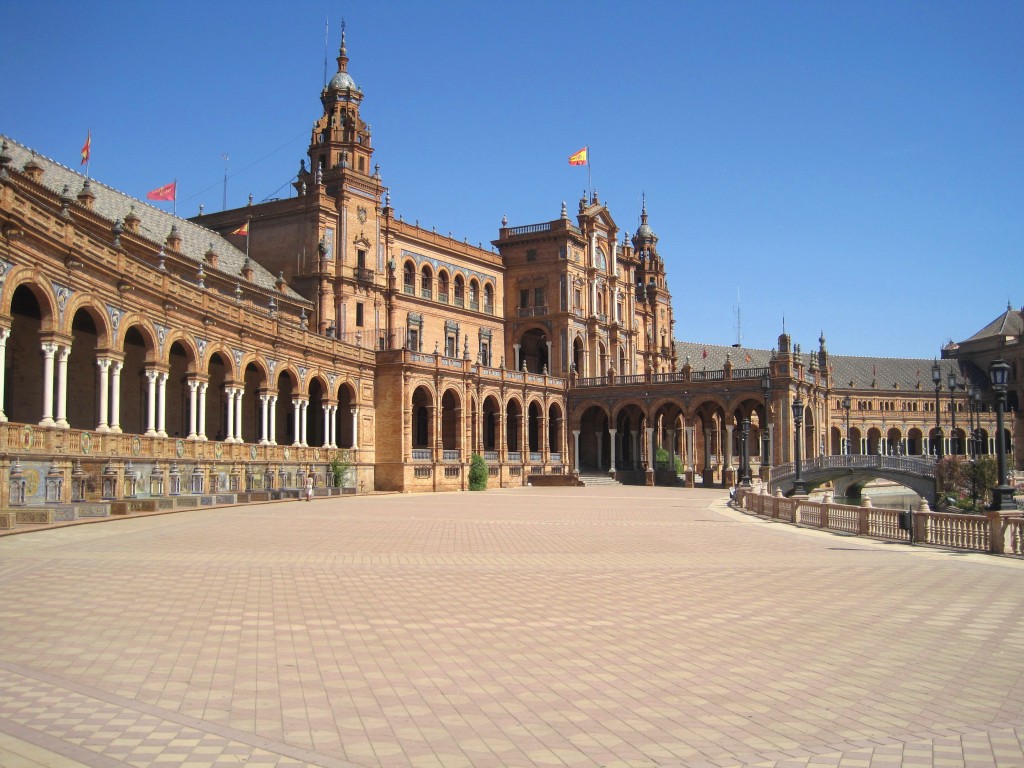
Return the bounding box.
[792,395,807,495]
[761,372,771,470]
[841,394,852,455]
[989,359,1015,511]
[931,360,943,458]
[740,418,751,487]
[947,371,959,455]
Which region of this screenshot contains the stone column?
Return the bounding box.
[0,328,9,422]
[224,387,236,443]
[329,405,338,448]
[608,428,617,474]
[724,424,734,468]
[767,424,775,465]
[96,358,111,432]
[187,380,199,439]
[197,382,208,440]
[323,404,332,448]
[647,427,655,467]
[596,428,603,469]
[351,406,359,448]
[546,341,553,374]
[39,342,57,427]
[292,398,302,446]
[513,343,521,371]
[667,428,676,472]
[300,400,309,447]
[156,372,168,437]
[144,370,159,436]
[234,387,244,443]
[259,394,270,444]
[573,429,581,472]
[268,395,277,445]
[55,345,71,428]
[109,361,123,433]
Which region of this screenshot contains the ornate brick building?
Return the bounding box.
[0,31,1012,523]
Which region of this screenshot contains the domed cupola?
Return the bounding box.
[322,24,363,107]
[630,195,658,252]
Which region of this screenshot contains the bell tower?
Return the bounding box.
[307,23,375,191]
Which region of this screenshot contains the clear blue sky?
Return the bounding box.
[3,0,1021,359]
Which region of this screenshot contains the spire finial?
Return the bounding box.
[337,19,349,72]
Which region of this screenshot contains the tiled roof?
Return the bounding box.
[1,136,307,302]
[675,340,964,392]
[961,306,1024,343]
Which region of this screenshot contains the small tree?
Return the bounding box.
[468,453,488,491]
[329,452,351,488]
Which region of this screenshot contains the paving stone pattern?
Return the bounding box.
[0,487,1022,767]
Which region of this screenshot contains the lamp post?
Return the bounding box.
[792,395,806,495]
[740,418,751,487]
[931,360,943,458]
[761,373,771,472]
[989,359,1015,511]
[947,371,959,456]
[842,394,851,455]
[968,386,979,458]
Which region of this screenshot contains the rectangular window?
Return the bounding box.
[446,335,457,358]
[356,249,366,269]
[534,287,544,307]
[520,289,529,309]
[408,328,420,352]
[355,302,364,327]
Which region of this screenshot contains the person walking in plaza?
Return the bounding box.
[305,474,314,502]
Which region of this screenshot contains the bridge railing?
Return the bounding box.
[769,454,937,485]
[736,487,1021,556]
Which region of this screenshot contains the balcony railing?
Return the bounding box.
[442,450,460,462]
[411,448,432,461]
[421,287,432,300]
[354,267,374,283]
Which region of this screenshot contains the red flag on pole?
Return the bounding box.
[80,132,91,166]
[147,181,177,201]
[702,348,708,359]
[230,221,249,236]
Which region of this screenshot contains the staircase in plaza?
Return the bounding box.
[577,471,622,487]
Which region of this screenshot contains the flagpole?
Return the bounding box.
[172,178,177,217]
[587,145,591,198]
[85,130,91,179]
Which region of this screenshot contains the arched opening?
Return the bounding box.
[164,341,190,438]
[614,404,645,471]
[274,371,297,445]
[950,427,965,456]
[6,285,46,425]
[308,378,326,447]
[441,389,460,451]
[548,402,563,459]
[907,428,923,456]
[578,405,610,471]
[469,279,479,311]
[527,401,542,453]
[403,261,415,294]
[121,326,149,435]
[206,353,228,440]
[68,308,100,430]
[518,328,548,373]
[886,427,902,456]
[572,336,585,376]
[483,283,494,313]
[849,426,863,455]
[336,383,356,448]
[453,275,465,307]
[482,395,500,452]
[411,386,433,449]
[866,427,882,456]
[506,399,523,453]
[928,427,943,456]
[830,425,843,456]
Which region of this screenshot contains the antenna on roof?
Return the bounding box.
[734,288,742,347]
[323,14,329,87]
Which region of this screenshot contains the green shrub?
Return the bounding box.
[329,452,351,487]
[468,453,488,491]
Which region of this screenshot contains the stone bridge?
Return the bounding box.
[770,454,937,503]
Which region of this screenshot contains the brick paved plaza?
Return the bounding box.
[0,487,1022,768]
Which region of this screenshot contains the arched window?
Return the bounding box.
[454,275,465,307]
[403,262,415,294]
[483,283,494,313]
[438,271,450,303]
[420,264,433,300]
[469,279,480,311]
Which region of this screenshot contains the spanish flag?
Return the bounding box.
[80,131,91,166]
[568,146,588,166]
[230,222,249,236]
